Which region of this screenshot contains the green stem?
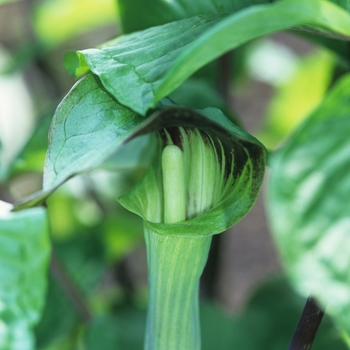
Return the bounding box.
[144,227,212,350]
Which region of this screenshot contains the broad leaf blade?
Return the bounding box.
[116,0,265,33]
[155,0,350,104]
[116,0,350,33]
[0,201,50,350]
[43,74,144,191]
[73,15,224,115]
[71,0,350,116]
[14,74,156,210]
[267,74,350,334]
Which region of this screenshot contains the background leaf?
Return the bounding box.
[116,0,266,33]
[267,73,350,335]
[33,0,118,46]
[257,48,335,149]
[72,0,350,116]
[0,201,50,350]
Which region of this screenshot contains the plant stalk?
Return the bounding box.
[144,227,212,350]
[288,297,324,350]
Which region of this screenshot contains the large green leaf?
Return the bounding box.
[13,74,148,210]
[43,74,145,191]
[258,49,335,149]
[116,0,350,33]
[116,0,266,33]
[0,201,50,350]
[33,0,117,45]
[267,73,350,335]
[70,0,350,116]
[70,15,224,115]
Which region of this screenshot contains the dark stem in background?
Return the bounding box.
[50,250,92,323]
[288,297,325,350]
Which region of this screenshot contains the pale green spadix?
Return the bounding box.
[162,144,186,224]
[118,106,266,349]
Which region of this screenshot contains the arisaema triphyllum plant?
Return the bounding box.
[116,105,266,349]
[31,74,266,348]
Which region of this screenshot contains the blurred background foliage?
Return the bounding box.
[0,0,349,348]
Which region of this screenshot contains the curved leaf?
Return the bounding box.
[71,0,350,116]
[0,201,50,350]
[267,73,350,334]
[71,15,224,115]
[13,74,149,210]
[118,106,266,237]
[117,0,350,33]
[116,0,266,33]
[43,74,145,191]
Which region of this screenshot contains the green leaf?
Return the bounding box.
[116,0,266,33]
[118,106,266,236]
[267,73,350,335]
[8,113,52,177]
[258,49,335,149]
[43,74,144,191]
[69,15,224,115]
[0,201,50,350]
[33,0,118,45]
[116,0,350,33]
[70,0,350,116]
[15,74,147,210]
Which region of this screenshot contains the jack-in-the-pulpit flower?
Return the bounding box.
[118,106,266,350]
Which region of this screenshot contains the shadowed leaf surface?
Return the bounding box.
[0,201,50,350]
[268,73,350,335]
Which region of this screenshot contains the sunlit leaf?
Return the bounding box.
[267,73,350,335]
[116,0,264,33]
[68,15,223,114]
[116,0,350,33]
[70,0,350,116]
[0,201,50,350]
[43,74,144,191]
[34,0,118,45]
[258,49,335,149]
